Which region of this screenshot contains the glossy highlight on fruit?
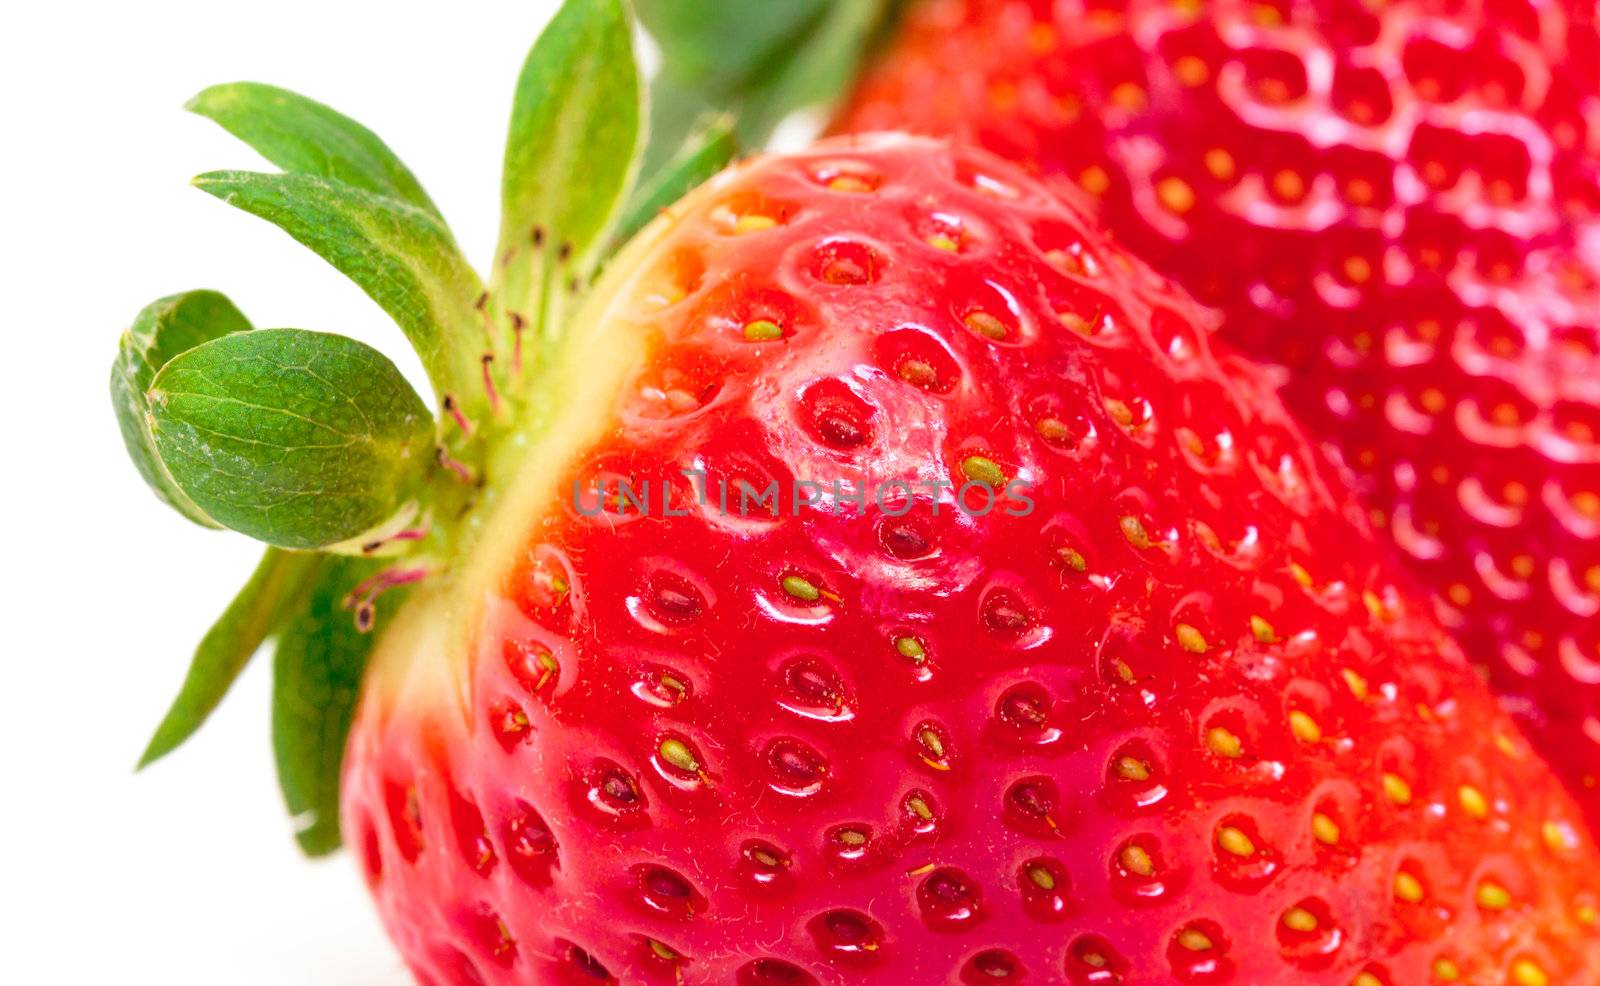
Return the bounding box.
[842,0,1600,821]
[341,135,1600,985]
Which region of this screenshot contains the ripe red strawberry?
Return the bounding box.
[838,0,1600,820]
[335,134,1600,984]
[115,3,1600,983]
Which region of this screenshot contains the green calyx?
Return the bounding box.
[114,0,741,855]
[634,0,909,175]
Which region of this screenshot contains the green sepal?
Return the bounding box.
[192,170,484,407]
[111,290,253,527]
[187,82,443,221]
[273,555,407,856]
[638,0,905,169]
[493,0,645,323]
[611,114,736,250]
[138,548,327,769]
[147,328,435,551]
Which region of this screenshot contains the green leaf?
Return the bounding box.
[147,328,434,550]
[138,548,326,769]
[193,170,484,405]
[187,82,442,221]
[638,0,903,167]
[493,0,644,319]
[272,555,405,856]
[111,290,254,527]
[611,115,736,248]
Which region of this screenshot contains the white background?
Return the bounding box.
[3,2,564,981]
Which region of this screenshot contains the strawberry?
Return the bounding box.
[837,0,1600,820]
[343,130,1600,984]
[116,2,1600,983]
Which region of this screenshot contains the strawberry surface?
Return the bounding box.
[341,135,1600,985]
[841,0,1600,818]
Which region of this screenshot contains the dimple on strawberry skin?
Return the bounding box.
[115,1,1600,984]
[834,0,1600,825]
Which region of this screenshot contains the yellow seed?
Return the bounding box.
[1394,871,1425,903]
[1477,881,1512,910]
[735,214,777,234]
[1025,863,1056,891]
[961,455,1007,487]
[1341,668,1369,701]
[781,574,821,602]
[964,310,1009,340]
[1290,562,1314,588]
[919,728,946,760]
[1543,820,1580,854]
[1059,311,1094,335]
[1079,165,1111,195]
[1511,960,1549,986]
[743,319,784,341]
[1288,711,1322,744]
[1036,417,1072,442]
[1217,826,1256,857]
[1026,22,1057,53]
[1353,974,1384,986]
[659,737,699,774]
[1362,589,1388,621]
[827,175,874,193]
[1207,727,1243,759]
[1343,255,1373,283]
[1176,927,1213,952]
[1253,2,1283,25]
[1056,546,1088,572]
[1175,623,1208,654]
[1158,176,1196,214]
[1120,515,1153,549]
[898,358,938,388]
[1250,616,1276,643]
[1174,55,1210,86]
[1457,785,1489,820]
[1312,812,1340,846]
[1383,773,1413,806]
[1495,733,1521,759]
[1110,82,1146,110]
[1116,756,1151,782]
[1273,169,1306,200]
[895,636,926,663]
[1204,147,1235,181]
[647,938,679,961]
[1281,906,1318,933]
[1432,957,1460,981]
[1080,950,1108,968]
[1576,903,1597,926]
[927,233,961,252]
[1114,660,1136,684]
[836,828,867,847]
[905,795,933,821]
[1120,844,1155,877]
